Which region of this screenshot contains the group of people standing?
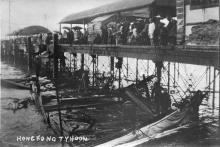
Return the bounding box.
[59,28,88,44]
[100,15,177,46]
[57,15,177,47]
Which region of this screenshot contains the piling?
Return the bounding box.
[136,59,138,84]
[92,55,96,88]
[81,54,84,71]
[110,56,114,77]
[174,63,176,87]
[212,68,216,111]
[27,37,33,71]
[53,34,63,135]
[168,62,170,92]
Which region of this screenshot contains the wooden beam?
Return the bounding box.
[59,44,218,67]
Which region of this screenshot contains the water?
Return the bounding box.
[0,62,64,147]
[66,54,220,146]
[1,57,219,146]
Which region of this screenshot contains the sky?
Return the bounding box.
[0,0,120,39]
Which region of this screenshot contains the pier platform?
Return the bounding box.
[60,44,219,68]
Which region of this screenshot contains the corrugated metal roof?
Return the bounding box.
[60,0,176,24]
[60,0,154,24]
[91,14,115,23]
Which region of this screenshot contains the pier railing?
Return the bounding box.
[59,44,219,68]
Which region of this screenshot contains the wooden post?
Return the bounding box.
[126,57,129,79]
[69,53,71,72]
[117,57,123,89]
[136,59,138,84]
[96,56,99,73]
[147,60,149,76]
[119,68,121,89]
[155,61,163,113]
[53,34,63,135]
[81,54,84,70]
[73,53,77,72]
[218,0,220,134]
[212,68,216,112]
[27,37,33,71]
[177,63,180,82]
[168,62,170,93]
[174,63,176,87]
[110,57,114,77]
[209,66,211,93]
[92,55,95,88]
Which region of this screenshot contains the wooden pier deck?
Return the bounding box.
[60,44,219,68]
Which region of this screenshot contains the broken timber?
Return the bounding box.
[44,101,121,112]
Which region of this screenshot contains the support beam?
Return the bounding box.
[168,62,170,93]
[147,60,149,76]
[136,59,138,84]
[27,37,32,71]
[212,68,216,112]
[53,34,63,135]
[110,57,114,77]
[209,66,211,93]
[174,63,176,88]
[81,54,84,70]
[127,58,129,78]
[92,55,96,88]
[73,53,77,72]
[69,53,71,72]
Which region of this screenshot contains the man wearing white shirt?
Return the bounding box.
[148,18,155,46]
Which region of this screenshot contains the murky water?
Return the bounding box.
[0,61,65,147]
[1,58,219,147]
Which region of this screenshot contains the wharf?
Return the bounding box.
[60,44,219,68]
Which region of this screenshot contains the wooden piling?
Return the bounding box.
[127,57,129,78]
[147,60,149,76]
[136,59,138,84]
[212,68,216,111]
[81,54,84,70]
[209,66,211,93]
[53,34,63,135]
[92,55,95,88]
[69,53,71,72]
[73,53,77,72]
[110,56,114,77]
[27,37,33,71]
[173,63,176,87]
[168,62,170,92]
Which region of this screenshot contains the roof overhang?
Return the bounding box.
[60,0,176,24]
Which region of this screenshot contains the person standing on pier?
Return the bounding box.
[148,18,155,46]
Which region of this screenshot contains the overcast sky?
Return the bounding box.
[0,0,120,39]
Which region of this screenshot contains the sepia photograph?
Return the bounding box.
[0,0,220,146]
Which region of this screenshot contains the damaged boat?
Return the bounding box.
[29,73,207,147]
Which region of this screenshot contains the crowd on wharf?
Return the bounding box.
[59,15,177,46]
